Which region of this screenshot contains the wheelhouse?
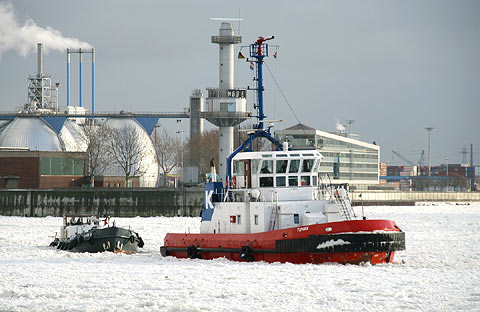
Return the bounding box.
[231,150,323,189]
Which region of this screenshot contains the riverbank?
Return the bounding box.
[0,188,478,217]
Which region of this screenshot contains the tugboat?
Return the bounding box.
[50,216,144,253]
[161,29,405,265]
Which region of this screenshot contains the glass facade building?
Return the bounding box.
[276,123,380,185]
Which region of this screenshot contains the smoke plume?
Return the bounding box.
[0,2,91,59]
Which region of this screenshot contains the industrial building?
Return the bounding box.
[0,43,159,189]
[275,123,380,187]
[0,150,85,189]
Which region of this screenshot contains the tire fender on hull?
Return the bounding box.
[187,245,201,259]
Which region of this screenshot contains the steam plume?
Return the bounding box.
[0,2,91,59]
[335,119,346,133]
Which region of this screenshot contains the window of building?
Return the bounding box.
[40,157,84,176]
[220,102,235,112]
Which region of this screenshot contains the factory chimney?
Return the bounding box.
[37,43,43,75]
[471,144,474,166]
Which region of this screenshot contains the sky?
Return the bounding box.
[0,0,479,165]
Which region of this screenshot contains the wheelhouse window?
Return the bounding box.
[252,159,260,174]
[276,160,288,173]
[300,176,310,186]
[288,176,298,186]
[260,160,273,174]
[276,176,286,187]
[260,177,273,187]
[233,160,245,175]
[301,159,314,172]
[289,159,300,173]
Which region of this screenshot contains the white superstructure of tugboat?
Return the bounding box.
[50,216,144,253]
[161,25,405,265]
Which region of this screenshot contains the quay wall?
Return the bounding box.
[350,191,480,206]
[0,188,204,217]
[0,189,479,217]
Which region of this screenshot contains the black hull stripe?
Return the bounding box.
[162,232,405,255]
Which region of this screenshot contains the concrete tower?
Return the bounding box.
[202,22,249,183]
[189,89,204,138]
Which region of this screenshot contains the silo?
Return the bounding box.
[0,117,63,151]
[103,117,159,187]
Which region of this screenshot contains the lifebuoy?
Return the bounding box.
[231,177,237,188]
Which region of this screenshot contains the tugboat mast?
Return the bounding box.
[225,35,283,187]
[251,36,274,132]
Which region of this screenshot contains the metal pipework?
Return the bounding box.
[92,48,95,114]
[67,48,70,107]
[66,48,95,111]
[79,48,82,107]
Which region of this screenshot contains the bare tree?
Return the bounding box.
[185,130,219,179]
[75,120,110,187]
[154,126,181,187]
[105,125,146,187]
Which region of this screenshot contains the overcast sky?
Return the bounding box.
[0,0,479,165]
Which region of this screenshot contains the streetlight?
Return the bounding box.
[425,127,434,176]
[176,120,186,216]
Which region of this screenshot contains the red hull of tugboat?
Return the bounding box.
[162,219,405,265]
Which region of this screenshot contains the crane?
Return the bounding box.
[392,150,416,166]
[418,150,425,166]
[392,150,425,166]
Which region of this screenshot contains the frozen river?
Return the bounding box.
[1,203,479,311]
